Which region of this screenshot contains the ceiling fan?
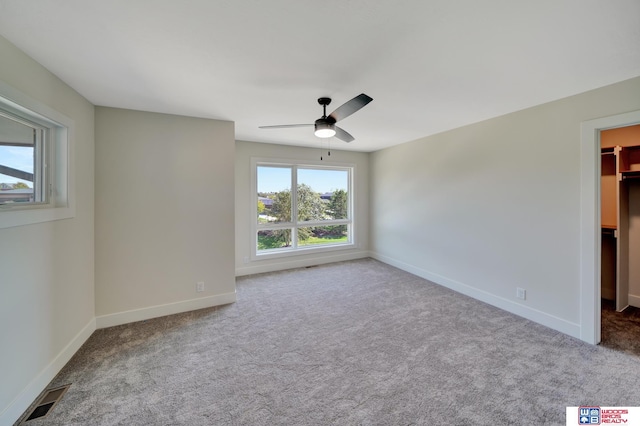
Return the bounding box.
[259,93,373,142]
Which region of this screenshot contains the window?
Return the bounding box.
[0,110,48,205]
[254,161,354,257]
[0,81,73,229]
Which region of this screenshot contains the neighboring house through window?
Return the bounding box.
[0,110,47,205]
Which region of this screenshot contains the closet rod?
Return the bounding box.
[622,172,640,180]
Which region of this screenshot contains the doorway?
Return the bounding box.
[599,124,640,354]
[580,110,640,345]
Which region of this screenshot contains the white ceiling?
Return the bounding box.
[1,1,639,152]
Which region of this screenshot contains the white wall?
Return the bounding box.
[370,76,640,339]
[95,107,236,327]
[235,140,370,275]
[0,36,95,424]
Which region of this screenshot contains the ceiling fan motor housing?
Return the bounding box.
[314,117,336,138]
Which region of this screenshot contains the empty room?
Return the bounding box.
[1,1,640,425]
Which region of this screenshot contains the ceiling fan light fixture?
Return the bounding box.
[314,120,336,138]
[260,94,371,143]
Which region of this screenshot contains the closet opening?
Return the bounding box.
[599,124,640,354]
[579,110,640,346]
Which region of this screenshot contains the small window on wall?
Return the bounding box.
[0,82,73,229]
[255,161,353,257]
[0,111,47,205]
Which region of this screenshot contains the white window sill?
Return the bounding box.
[0,204,75,229]
[253,241,356,261]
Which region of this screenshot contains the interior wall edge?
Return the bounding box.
[370,251,581,339]
[0,318,96,426]
[94,107,236,317]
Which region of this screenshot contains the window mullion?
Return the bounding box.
[298,219,351,227]
[32,128,38,203]
[291,165,298,249]
[256,221,294,230]
[35,128,44,203]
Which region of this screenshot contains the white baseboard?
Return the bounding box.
[95,292,237,329]
[628,294,640,308]
[370,252,581,339]
[1,317,96,426]
[3,293,238,424]
[235,250,369,276]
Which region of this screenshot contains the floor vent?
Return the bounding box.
[22,384,70,423]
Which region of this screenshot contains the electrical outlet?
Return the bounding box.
[516,287,526,300]
[243,256,249,264]
[196,281,205,292]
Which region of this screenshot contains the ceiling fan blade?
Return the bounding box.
[334,125,354,143]
[259,124,313,129]
[328,93,373,122]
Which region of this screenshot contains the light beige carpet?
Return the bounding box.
[17,258,640,425]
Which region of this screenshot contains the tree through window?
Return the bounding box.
[256,163,353,255]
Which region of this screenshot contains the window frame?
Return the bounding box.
[0,80,75,229]
[251,157,355,260]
